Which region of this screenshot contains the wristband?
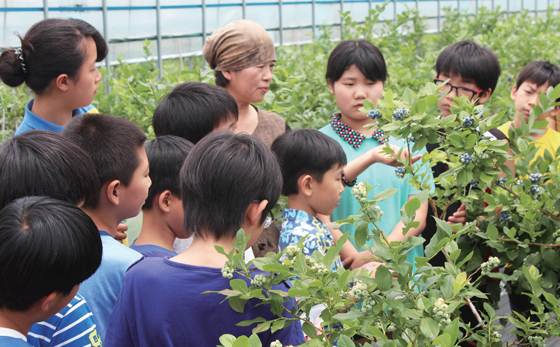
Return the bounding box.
[341,171,357,187]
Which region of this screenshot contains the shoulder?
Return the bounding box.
[252,107,288,147]
[73,104,99,116]
[0,337,33,347]
[101,236,142,267]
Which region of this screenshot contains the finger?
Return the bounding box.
[409,154,422,164]
[117,223,129,232]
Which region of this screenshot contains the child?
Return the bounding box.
[0,196,102,347]
[131,135,194,257]
[426,40,501,265]
[498,61,560,161]
[272,129,345,270]
[62,113,150,340]
[105,131,304,346]
[152,81,238,143]
[0,18,107,135]
[0,130,103,347]
[318,40,433,271]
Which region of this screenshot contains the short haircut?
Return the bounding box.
[436,40,501,95]
[272,129,347,196]
[516,61,560,93]
[326,40,387,84]
[143,135,194,210]
[0,18,108,94]
[181,131,281,240]
[62,113,147,208]
[214,70,229,87]
[0,196,102,312]
[0,130,99,210]
[152,82,238,144]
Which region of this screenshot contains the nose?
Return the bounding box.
[528,95,538,106]
[263,65,273,81]
[95,67,102,83]
[354,86,367,99]
[339,180,345,193]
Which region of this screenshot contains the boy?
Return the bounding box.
[152,81,238,143]
[0,196,102,347]
[105,131,304,346]
[131,135,193,257]
[272,129,345,270]
[62,113,151,340]
[318,40,433,271]
[0,130,103,347]
[425,40,501,266]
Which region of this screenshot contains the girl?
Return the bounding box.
[0,18,107,135]
[319,40,434,271]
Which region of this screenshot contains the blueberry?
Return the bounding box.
[499,211,512,222]
[529,173,542,183]
[501,177,507,183]
[459,153,472,164]
[530,185,540,194]
[462,116,474,127]
[395,167,406,178]
[368,109,382,120]
[470,180,479,187]
[495,179,502,185]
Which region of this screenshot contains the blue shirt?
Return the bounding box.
[28,294,101,347]
[105,257,304,347]
[279,209,343,271]
[15,99,98,135]
[78,234,142,342]
[320,120,434,270]
[0,329,33,347]
[130,242,177,257]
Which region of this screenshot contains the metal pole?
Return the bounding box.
[535,0,538,18]
[492,0,494,11]
[242,0,246,18]
[279,0,284,45]
[437,0,441,32]
[156,0,163,80]
[457,0,460,15]
[312,0,316,36]
[43,0,48,18]
[475,0,478,12]
[202,0,207,67]
[340,0,344,38]
[415,0,418,11]
[102,0,110,94]
[506,0,509,17]
[394,0,397,21]
[368,0,372,12]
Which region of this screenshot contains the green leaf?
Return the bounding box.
[443,318,460,345]
[420,317,440,340]
[334,310,367,321]
[441,275,454,300]
[337,335,356,347]
[271,320,285,333]
[483,302,495,319]
[371,188,397,203]
[219,334,237,347]
[251,257,278,271]
[426,94,439,108]
[302,322,318,338]
[402,87,415,105]
[230,279,249,294]
[363,98,376,110]
[433,333,452,347]
[355,221,369,250]
[247,334,262,347]
[228,296,248,313]
[401,197,421,227]
[486,223,498,241]
[375,265,392,292]
[232,335,249,347]
[551,83,560,101]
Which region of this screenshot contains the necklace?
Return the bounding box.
[330,114,388,148]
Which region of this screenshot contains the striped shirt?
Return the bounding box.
[28,294,102,347]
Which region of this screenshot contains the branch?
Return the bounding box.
[498,185,560,222]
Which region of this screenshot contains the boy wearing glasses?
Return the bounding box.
[425,40,501,267]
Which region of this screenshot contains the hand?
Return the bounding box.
[342,250,375,270]
[447,204,470,225]
[115,223,128,243]
[370,144,421,167]
[357,260,384,277]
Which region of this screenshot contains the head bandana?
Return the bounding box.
[202,20,276,71]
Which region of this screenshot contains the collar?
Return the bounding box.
[330,114,388,148]
[0,328,27,341]
[98,230,112,237]
[282,209,328,230]
[23,99,64,133]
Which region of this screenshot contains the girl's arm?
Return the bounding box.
[386,197,429,243]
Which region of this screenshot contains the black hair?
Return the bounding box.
[143,135,194,210]
[0,18,108,94]
[435,40,501,95]
[516,61,560,94]
[0,196,102,312]
[325,40,387,84]
[271,129,347,196]
[180,131,281,240]
[62,113,147,208]
[214,70,229,87]
[153,82,238,144]
[0,130,99,210]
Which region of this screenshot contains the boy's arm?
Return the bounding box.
[343,144,421,181]
[386,197,429,243]
[316,214,359,262]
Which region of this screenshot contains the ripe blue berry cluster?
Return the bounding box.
[481,256,500,275]
[516,179,524,187]
[392,108,409,120]
[368,109,382,120]
[462,116,474,127]
[499,211,512,222]
[459,153,472,164]
[529,173,542,183]
[530,185,541,195]
[495,177,507,185]
[470,180,479,187]
[477,110,485,118]
[395,167,406,178]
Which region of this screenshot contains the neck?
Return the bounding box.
[31,94,74,127]
[225,86,259,134]
[82,205,122,237]
[0,310,33,337]
[512,113,548,140]
[340,113,375,136]
[287,195,317,218]
[171,232,234,268]
[136,209,177,251]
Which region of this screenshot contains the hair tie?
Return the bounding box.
[14,48,27,73]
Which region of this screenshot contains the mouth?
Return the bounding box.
[355,103,364,108]
[259,87,269,93]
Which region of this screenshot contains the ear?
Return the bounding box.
[106,180,121,206]
[39,292,59,312]
[328,78,335,95]
[477,88,492,105]
[55,74,71,92]
[550,105,560,117]
[158,190,173,213]
[245,200,269,227]
[221,70,233,82]
[511,85,518,101]
[297,174,314,197]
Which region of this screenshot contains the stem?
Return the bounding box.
[499,185,560,222]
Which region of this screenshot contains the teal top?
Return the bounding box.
[319,116,434,270]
